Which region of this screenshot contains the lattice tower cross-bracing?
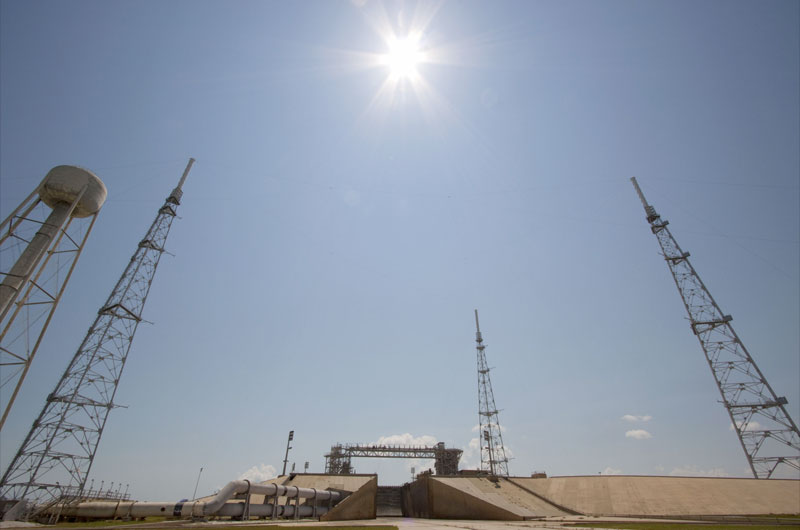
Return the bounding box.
[631,177,800,479]
[0,160,195,507]
[474,310,509,476]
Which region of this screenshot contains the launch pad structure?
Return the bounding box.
[324,443,462,476]
[1,170,798,523]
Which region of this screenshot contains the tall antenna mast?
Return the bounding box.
[474,310,509,476]
[0,159,195,506]
[631,177,799,479]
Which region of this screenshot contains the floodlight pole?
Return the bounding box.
[192,467,203,500]
[282,430,294,476]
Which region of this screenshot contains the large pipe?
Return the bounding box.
[54,480,343,520]
[0,203,72,321]
[60,501,328,520]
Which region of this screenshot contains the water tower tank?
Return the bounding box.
[38,165,107,218]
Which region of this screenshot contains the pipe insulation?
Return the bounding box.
[60,501,327,519]
[53,480,343,520]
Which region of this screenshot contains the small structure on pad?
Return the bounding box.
[324,443,462,476]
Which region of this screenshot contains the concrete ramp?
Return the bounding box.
[404,476,570,520]
[318,475,377,521]
[514,476,800,516]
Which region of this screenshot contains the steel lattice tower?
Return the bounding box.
[631,177,799,479]
[474,310,509,476]
[0,159,195,505]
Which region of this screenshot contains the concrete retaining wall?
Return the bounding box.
[403,475,799,520]
[514,475,800,516]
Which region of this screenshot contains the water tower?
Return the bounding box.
[0,165,106,429]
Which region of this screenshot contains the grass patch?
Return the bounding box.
[53,524,396,530]
[55,517,169,527]
[569,523,800,530]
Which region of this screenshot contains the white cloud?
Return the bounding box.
[459,437,481,470]
[601,467,622,475]
[373,433,438,446]
[237,464,277,483]
[458,436,513,472]
[730,420,762,432]
[625,429,653,440]
[669,465,729,477]
[406,458,436,476]
[471,423,506,433]
[370,433,442,475]
[622,414,652,422]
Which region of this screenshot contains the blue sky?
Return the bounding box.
[1,0,798,500]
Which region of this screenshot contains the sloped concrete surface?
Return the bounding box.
[321,475,377,521]
[514,475,800,516]
[431,477,570,519]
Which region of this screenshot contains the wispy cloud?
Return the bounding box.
[730,420,762,432]
[373,433,438,446]
[622,414,652,422]
[601,466,623,475]
[237,463,277,483]
[471,423,506,433]
[625,429,653,440]
[460,437,481,469]
[406,458,435,476]
[669,465,729,477]
[371,434,439,477]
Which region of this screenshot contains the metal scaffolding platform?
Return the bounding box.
[324,442,462,476]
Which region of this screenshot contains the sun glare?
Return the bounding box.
[382,36,424,80]
[346,2,454,119]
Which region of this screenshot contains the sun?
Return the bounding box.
[381,36,424,80]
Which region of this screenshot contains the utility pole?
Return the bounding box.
[474,310,509,476]
[631,177,800,478]
[282,430,294,476]
[0,160,195,506]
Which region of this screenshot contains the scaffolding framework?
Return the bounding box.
[474,310,509,476]
[0,160,195,506]
[324,443,462,476]
[631,177,800,479]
